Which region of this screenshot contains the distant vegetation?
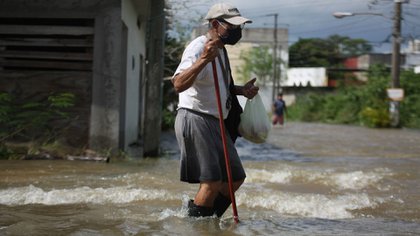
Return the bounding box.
[287,65,420,128]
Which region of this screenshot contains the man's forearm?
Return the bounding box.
[172,57,208,93]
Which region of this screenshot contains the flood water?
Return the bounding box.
[1,129,420,235]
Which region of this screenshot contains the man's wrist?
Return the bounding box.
[234,85,244,95]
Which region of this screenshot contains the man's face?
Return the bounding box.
[216,20,242,37]
[212,19,244,45]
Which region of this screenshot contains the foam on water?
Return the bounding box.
[158,195,190,220]
[246,167,392,190]
[246,168,293,184]
[236,190,382,219]
[0,185,178,206]
[241,166,394,219]
[331,168,391,190]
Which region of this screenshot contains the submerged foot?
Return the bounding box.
[187,200,214,217]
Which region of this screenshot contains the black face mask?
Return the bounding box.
[219,27,242,45]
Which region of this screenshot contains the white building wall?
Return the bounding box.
[285,67,328,87]
[121,0,149,149]
[408,39,420,53]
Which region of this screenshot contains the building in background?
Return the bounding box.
[0,0,165,157]
[285,68,328,87]
[405,39,420,74]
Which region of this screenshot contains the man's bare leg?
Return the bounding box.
[194,181,222,207]
[213,179,244,217]
[187,181,222,217]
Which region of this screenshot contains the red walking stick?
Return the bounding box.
[211,60,239,223]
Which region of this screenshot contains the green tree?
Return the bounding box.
[237,45,283,86]
[237,45,272,85]
[289,38,334,67]
[289,35,372,67]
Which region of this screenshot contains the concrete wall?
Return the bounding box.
[0,0,125,151]
[0,0,122,150]
[358,54,392,70]
[0,0,118,13]
[0,0,163,156]
[90,1,124,150]
[0,0,133,151]
[88,0,164,155]
[142,0,165,156]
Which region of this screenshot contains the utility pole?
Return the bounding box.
[390,0,403,127]
[277,45,282,96]
[333,0,408,128]
[267,13,278,103]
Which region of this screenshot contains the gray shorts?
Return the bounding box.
[174,109,246,183]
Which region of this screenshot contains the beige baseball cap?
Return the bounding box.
[204,3,252,25]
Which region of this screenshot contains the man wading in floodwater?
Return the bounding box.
[171,3,259,218]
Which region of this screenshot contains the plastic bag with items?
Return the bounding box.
[238,94,271,143]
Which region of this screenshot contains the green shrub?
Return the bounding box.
[287,92,326,122]
[334,99,361,124]
[321,92,361,124]
[400,70,420,128]
[161,108,176,130]
[359,107,390,128]
[400,93,420,128]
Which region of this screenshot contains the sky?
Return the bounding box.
[167,0,420,52]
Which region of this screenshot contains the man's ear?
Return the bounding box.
[210,19,218,28]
